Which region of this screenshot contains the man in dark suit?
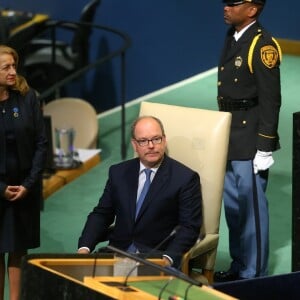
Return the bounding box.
[78,116,202,267]
[214,0,281,281]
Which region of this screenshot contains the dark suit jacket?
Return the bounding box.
[0,89,47,194]
[218,22,281,160]
[78,155,202,266]
[0,88,47,248]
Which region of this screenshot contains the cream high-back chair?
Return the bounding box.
[44,97,99,150]
[139,101,231,284]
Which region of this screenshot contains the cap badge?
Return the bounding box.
[235,56,243,68]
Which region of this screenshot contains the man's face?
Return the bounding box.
[131,117,166,168]
[0,54,16,87]
[223,2,254,30]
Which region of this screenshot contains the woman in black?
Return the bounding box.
[0,45,47,300]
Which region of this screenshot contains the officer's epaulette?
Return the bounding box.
[248,28,282,74]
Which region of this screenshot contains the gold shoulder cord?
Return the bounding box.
[248,34,282,74]
[248,33,262,74]
[272,37,282,62]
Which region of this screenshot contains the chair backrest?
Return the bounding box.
[139,101,231,238]
[71,0,101,61]
[43,97,99,150]
[80,0,101,23]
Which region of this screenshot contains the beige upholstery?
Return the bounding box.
[139,101,231,284]
[44,97,98,150]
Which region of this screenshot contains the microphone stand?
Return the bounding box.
[158,277,174,300]
[157,245,206,300]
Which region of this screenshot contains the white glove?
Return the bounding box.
[253,150,274,174]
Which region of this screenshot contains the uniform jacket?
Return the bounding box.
[218,22,281,160]
[78,155,202,266]
[0,88,47,196]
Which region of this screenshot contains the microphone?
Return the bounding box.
[123,225,181,286]
[153,225,180,251]
[158,277,174,300]
[106,245,201,287]
[91,251,114,277]
[92,255,97,278]
[183,284,193,300]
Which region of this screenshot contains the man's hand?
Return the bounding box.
[253,150,274,174]
[77,248,90,254]
[162,256,172,267]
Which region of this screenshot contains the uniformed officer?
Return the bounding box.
[214,0,282,281]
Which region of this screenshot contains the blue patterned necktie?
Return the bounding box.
[127,169,152,253]
[135,168,152,219]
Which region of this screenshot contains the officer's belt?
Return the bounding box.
[217,97,258,111]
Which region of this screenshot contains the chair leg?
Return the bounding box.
[189,270,209,286]
[202,269,214,285]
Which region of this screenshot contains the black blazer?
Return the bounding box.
[78,155,202,266]
[218,22,281,160]
[0,89,47,195]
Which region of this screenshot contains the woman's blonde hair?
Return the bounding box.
[0,45,29,95]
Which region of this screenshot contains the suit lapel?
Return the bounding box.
[124,159,140,221]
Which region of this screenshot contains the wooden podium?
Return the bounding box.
[21,253,236,300]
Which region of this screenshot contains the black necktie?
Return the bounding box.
[231,36,237,48]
